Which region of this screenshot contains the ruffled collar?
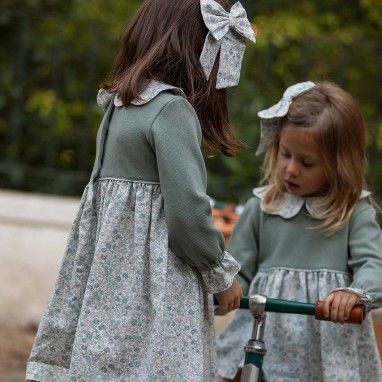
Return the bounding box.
[96,80,186,109]
[253,186,371,219]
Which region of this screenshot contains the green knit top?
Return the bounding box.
[91,91,226,269]
[229,189,382,308]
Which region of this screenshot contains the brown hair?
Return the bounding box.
[262,81,368,234]
[101,0,244,156]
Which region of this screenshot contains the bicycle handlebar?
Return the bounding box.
[240,296,317,315]
[218,296,365,324]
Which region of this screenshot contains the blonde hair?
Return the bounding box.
[261,81,367,234]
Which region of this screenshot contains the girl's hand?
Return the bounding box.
[214,278,243,315]
[322,291,359,324]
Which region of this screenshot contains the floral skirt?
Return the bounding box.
[216,268,382,382]
[26,178,218,381]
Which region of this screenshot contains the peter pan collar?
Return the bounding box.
[96,80,186,109]
[253,186,371,219]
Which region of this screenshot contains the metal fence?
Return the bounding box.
[0,13,381,200]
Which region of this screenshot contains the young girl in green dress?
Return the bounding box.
[26,0,256,380]
[217,81,382,381]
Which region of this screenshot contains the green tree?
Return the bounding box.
[208,0,382,204]
[0,0,381,205]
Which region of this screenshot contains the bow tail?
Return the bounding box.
[256,119,281,156]
[216,32,246,89]
[200,33,223,81]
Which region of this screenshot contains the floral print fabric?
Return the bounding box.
[200,251,240,294]
[96,82,187,110]
[216,267,382,381]
[199,0,256,89]
[26,178,227,381]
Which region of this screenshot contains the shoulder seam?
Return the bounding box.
[148,96,197,144]
[350,199,375,222]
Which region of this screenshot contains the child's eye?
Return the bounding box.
[302,162,315,168]
[280,151,290,158]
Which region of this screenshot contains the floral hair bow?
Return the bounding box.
[200,0,256,89]
[255,81,316,155]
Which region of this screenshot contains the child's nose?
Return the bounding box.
[286,159,300,176]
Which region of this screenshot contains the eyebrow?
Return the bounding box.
[279,145,318,162]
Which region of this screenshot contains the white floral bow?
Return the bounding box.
[255,81,316,155]
[200,0,256,89]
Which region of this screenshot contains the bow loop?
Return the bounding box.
[255,81,316,155]
[202,1,230,41]
[200,0,256,89]
[282,81,312,102]
[229,2,256,42]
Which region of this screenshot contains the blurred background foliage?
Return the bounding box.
[0,0,381,205]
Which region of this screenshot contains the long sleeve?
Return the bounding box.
[149,96,239,292]
[347,199,382,309]
[227,198,260,295]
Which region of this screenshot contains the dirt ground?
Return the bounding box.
[1,315,381,382]
[0,325,36,382]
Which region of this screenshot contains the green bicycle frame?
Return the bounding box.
[240,295,316,382]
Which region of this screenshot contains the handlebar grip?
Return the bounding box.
[315,301,365,324]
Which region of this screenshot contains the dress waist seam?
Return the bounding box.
[95,177,160,185]
[257,266,351,276]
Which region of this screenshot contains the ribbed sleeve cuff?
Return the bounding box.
[199,251,241,294]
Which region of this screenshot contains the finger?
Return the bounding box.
[337,295,351,324]
[323,294,335,318]
[344,295,358,321]
[330,294,343,323]
[215,307,227,315]
[230,297,239,310]
[226,301,235,313]
[215,302,228,315]
[233,295,241,310]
